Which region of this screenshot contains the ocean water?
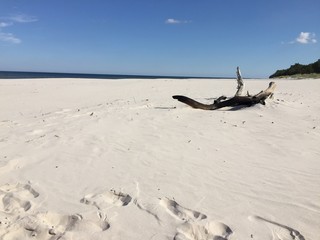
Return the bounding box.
[0,71,226,80]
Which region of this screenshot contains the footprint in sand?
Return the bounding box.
[80,189,132,210]
[159,198,207,222]
[175,221,233,240]
[0,183,111,239]
[160,198,232,240]
[0,183,39,214]
[0,183,40,238]
[249,215,305,240]
[2,211,110,239]
[38,212,109,236]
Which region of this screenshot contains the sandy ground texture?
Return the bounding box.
[0,78,319,240]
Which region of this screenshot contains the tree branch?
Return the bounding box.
[172,67,276,111]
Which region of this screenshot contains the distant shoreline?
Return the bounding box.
[0,71,233,80]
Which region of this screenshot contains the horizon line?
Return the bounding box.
[0,70,240,80]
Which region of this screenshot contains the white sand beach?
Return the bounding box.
[0,78,319,240]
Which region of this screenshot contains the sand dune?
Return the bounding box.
[0,78,319,239]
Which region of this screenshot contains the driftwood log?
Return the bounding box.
[172,67,276,110]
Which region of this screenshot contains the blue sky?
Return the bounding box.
[0,0,319,78]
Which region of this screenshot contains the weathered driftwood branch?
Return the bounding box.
[235,66,244,96]
[172,68,276,111]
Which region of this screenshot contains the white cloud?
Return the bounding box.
[0,14,37,44]
[0,32,21,44]
[296,32,317,44]
[0,22,12,28]
[9,14,38,23]
[165,18,191,24]
[166,18,180,24]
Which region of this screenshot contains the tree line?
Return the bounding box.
[269,59,320,78]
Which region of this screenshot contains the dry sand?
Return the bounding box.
[0,78,319,240]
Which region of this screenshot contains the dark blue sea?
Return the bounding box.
[0,71,228,80]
